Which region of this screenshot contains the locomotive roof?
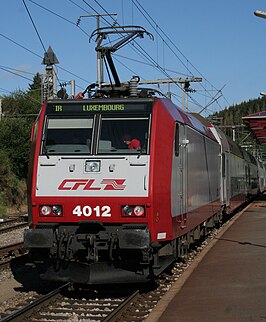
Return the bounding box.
[161,99,218,142]
[46,97,218,142]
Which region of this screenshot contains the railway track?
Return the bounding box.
[0,242,24,256]
[0,216,28,270]
[0,222,28,234]
[1,283,141,322]
[1,198,264,321]
[0,242,27,270]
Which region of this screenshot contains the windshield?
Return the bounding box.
[43,118,93,154]
[98,117,150,154]
[42,115,150,155]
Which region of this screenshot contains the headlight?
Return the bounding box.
[39,205,63,217]
[85,160,101,172]
[133,206,145,216]
[122,205,145,217]
[52,205,63,216]
[40,205,51,216]
[123,205,133,216]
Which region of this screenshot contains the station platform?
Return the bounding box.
[146,193,266,322]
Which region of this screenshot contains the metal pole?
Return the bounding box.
[181,83,185,111]
[96,16,103,87]
[70,80,75,97]
[232,126,236,141]
[167,82,171,99]
[77,13,117,87]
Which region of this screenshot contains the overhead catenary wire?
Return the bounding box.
[0,65,37,77]
[78,1,183,106]
[0,66,34,82]
[28,0,89,36]
[90,0,207,110]
[131,0,232,111]
[2,1,227,112]
[0,33,42,59]
[19,0,207,110]
[22,0,65,94]
[22,0,91,92]
[0,31,91,87]
[22,0,46,53]
[0,3,120,92]
[131,0,228,111]
[131,1,215,90]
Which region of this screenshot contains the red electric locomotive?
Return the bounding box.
[25,93,224,284]
[24,26,262,284]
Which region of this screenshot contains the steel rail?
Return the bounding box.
[0,242,24,256]
[0,222,28,234]
[1,282,71,322]
[103,290,140,322]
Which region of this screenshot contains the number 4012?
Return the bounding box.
[72,205,111,217]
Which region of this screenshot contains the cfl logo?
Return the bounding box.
[58,179,126,191]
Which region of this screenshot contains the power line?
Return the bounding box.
[0,31,90,88]
[22,0,46,53]
[131,0,230,111]
[85,0,182,95]
[89,0,206,110]
[28,0,89,36]
[132,1,210,85]
[0,65,36,77]
[0,33,42,59]
[2,1,228,112]
[113,53,192,77]
[132,0,193,75]
[0,66,34,82]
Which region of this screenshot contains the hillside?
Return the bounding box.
[209,96,266,158]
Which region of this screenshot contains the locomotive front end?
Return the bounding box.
[24,99,155,284]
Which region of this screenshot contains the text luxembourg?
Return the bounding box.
[82,104,125,112]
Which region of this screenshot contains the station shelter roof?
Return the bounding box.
[242,111,266,145]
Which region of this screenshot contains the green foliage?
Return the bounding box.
[2,72,42,116]
[0,118,31,179]
[209,96,266,158]
[213,96,266,129]
[0,149,26,214]
[0,73,42,213]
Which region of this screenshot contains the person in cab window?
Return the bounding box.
[123,134,141,150]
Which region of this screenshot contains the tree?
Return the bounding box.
[27,72,42,105]
[0,118,31,179]
[0,73,43,213]
[0,149,26,212]
[2,72,42,116]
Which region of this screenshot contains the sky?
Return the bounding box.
[1,0,266,116]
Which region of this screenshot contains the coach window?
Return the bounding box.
[222,153,226,178]
[98,117,150,154]
[43,118,93,155]
[174,123,179,157]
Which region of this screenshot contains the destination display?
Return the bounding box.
[46,100,153,115]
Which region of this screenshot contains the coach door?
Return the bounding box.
[171,123,188,227]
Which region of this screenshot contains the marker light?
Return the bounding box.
[39,205,63,217]
[122,205,145,217]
